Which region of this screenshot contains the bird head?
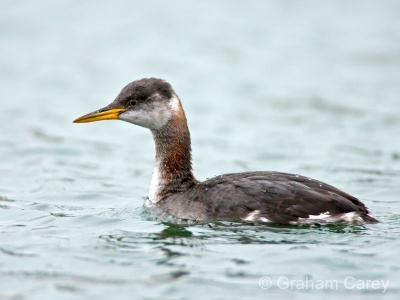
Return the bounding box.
[73,78,180,130]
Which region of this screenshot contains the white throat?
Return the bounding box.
[148,158,166,203]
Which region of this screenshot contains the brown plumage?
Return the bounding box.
[73,78,379,225]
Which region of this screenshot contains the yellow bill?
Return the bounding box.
[73,108,126,123]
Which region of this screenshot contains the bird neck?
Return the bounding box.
[149,99,197,203]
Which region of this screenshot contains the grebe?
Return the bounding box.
[73,78,378,225]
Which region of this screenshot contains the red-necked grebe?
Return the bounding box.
[73,78,378,225]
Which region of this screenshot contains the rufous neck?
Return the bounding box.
[149,101,197,202]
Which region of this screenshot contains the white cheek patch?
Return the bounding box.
[119,103,172,130]
[119,95,182,130]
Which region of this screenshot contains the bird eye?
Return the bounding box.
[127,99,138,107]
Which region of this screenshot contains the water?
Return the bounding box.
[1,0,400,299]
